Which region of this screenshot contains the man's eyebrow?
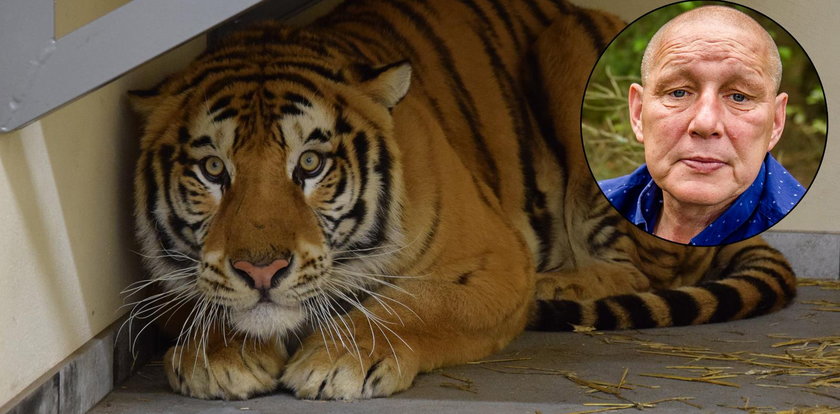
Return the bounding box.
[651,68,691,90]
[723,76,769,95]
[652,66,771,96]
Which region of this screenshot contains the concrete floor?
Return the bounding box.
[91,285,838,414]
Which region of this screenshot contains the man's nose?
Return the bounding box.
[688,92,723,138]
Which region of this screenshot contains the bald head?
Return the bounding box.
[640,6,782,91]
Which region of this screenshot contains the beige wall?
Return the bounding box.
[577,0,840,233]
[0,0,837,408]
[0,36,205,409]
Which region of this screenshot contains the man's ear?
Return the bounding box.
[767,92,788,151]
[352,61,412,109]
[628,83,645,143]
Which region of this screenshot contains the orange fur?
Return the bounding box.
[129,0,795,401]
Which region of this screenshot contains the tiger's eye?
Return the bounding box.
[200,156,226,182]
[298,150,323,176]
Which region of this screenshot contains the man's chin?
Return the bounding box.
[230,302,305,339]
[660,174,743,207]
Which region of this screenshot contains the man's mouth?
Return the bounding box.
[681,157,726,173]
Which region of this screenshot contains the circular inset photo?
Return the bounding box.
[582,0,827,246]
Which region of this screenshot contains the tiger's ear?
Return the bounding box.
[354,61,412,109]
[127,88,165,119]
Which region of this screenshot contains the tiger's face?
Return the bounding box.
[132,55,412,339]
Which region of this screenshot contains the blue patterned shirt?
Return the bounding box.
[598,154,804,246]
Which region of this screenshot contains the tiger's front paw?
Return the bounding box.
[280,340,417,400]
[164,337,287,400]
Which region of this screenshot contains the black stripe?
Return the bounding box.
[178,127,190,144]
[204,73,322,102]
[734,265,795,299]
[365,136,393,246]
[190,135,214,149]
[654,289,700,326]
[586,215,624,251]
[159,145,201,253]
[470,175,496,211]
[529,300,581,331]
[463,1,554,269]
[363,360,384,388]
[280,104,304,116]
[484,0,523,54]
[271,61,343,82]
[730,275,779,317]
[388,0,501,195]
[319,29,374,60]
[455,0,501,43]
[523,0,551,25]
[611,294,657,329]
[284,92,312,108]
[514,14,537,45]
[177,63,251,94]
[717,244,795,298]
[333,133,371,247]
[141,153,180,268]
[523,48,569,193]
[213,108,238,123]
[704,282,742,323]
[594,299,617,330]
[325,163,349,205]
[572,8,607,52]
[322,26,393,62]
[147,147,183,260]
[323,9,456,168]
[209,95,234,114]
[306,129,330,144]
[718,245,780,274]
[352,132,370,195]
[342,136,392,253]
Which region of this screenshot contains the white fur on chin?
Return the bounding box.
[231,302,305,339]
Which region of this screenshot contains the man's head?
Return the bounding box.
[628,5,787,211]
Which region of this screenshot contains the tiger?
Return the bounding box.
[128,0,797,401]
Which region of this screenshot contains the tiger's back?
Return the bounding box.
[313,0,796,328]
[129,0,796,401]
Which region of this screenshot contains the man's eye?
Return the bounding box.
[670,89,687,98]
[731,93,747,102]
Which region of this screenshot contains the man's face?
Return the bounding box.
[629,22,787,209]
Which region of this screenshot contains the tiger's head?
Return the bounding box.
[130,27,412,339]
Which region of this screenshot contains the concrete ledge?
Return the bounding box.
[0,318,162,414]
[764,231,840,279]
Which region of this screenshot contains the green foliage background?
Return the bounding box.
[582,1,826,187]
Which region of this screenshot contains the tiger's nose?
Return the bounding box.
[231,258,291,290]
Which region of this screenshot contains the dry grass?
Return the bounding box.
[433,288,839,412]
[797,279,840,291]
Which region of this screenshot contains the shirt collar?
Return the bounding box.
[632,158,768,245]
[632,170,661,233]
[689,160,765,245]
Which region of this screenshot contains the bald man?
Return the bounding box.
[599,5,804,246]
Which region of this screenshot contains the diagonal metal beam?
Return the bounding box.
[0,0,265,133]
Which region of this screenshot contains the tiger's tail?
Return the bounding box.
[529,242,797,331]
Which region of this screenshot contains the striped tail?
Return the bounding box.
[529,244,797,331]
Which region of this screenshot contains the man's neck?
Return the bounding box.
[654,193,734,244]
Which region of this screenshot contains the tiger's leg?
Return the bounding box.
[281,255,532,399]
[163,328,287,400]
